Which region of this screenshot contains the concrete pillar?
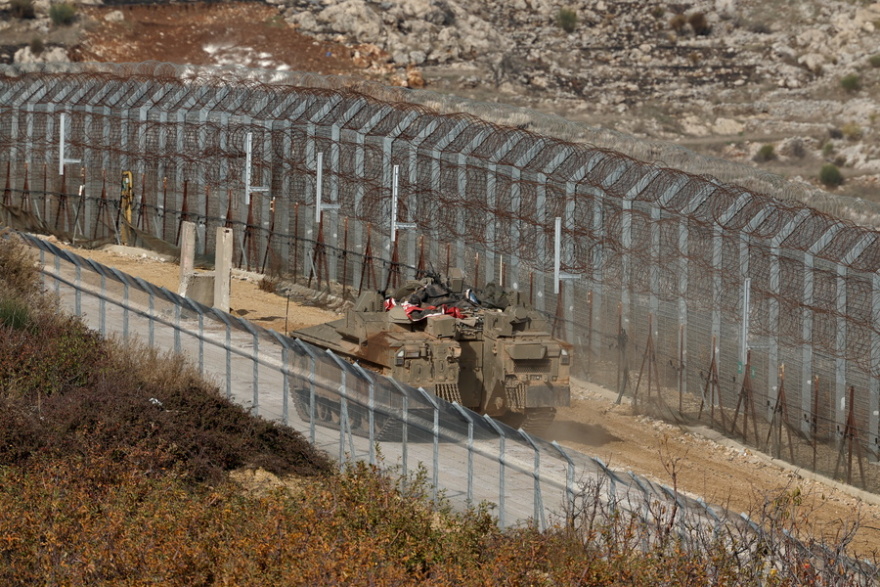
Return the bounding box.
[214,227,233,311]
[178,220,196,296]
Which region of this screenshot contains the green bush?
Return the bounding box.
[10,0,35,19]
[819,163,844,187]
[49,2,77,26]
[556,8,577,33]
[753,144,776,163]
[840,74,861,93]
[0,298,30,331]
[869,54,880,68]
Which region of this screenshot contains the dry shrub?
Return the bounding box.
[0,303,331,482]
[754,143,777,162]
[842,121,863,141]
[669,13,687,32]
[688,12,711,35]
[258,275,278,293]
[3,455,875,585]
[0,229,41,300]
[10,0,35,18]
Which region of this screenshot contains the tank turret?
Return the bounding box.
[291,270,571,436]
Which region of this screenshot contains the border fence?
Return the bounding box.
[2,62,880,494]
[19,231,880,583]
[23,230,721,532]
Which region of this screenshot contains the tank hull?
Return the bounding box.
[290,274,571,437]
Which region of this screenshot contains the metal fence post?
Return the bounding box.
[354,364,378,465]
[518,429,546,531]
[148,288,155,347]
[452,403,476,505]
[328,352,356,461]
[252,328,259,414]
[281,343,289,425]
[552,441,576,524]
[483,415,507,528]
[225,318,232,399]
[74,263,81,316]
[122,281,129,340]
[415,387,441,502]
[99,273,106,337]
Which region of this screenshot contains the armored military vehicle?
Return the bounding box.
[291,269,572,436]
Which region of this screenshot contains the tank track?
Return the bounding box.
[496,407,557,436]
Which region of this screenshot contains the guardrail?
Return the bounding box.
[23,231,723,530]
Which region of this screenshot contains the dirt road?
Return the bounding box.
[47,241,880,559]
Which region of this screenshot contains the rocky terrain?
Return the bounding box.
[2,0,880,208]
[282,0,880,203]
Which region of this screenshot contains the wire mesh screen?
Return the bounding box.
[2,62,880,492]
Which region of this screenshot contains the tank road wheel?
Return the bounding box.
[294,387,312,423]
[293,388,336,425]
[349,403,364,431]
[498,408,557,436]
[317,397,336,422]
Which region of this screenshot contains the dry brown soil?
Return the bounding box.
[71,3,384,80]
[48,240,880,559]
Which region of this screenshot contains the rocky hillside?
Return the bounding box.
[281,0,880,203]
[3,0,880,208]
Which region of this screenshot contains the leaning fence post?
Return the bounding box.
[415,387,441,502]
[293,339,320,444]
[518,429,546,531]
[552,441,576,525]
[99,273,106,337]
[390,379,411,480]
[483,415,507,528]
[328,352,357,462]
[452,403,476,505]
[354,364,378,466]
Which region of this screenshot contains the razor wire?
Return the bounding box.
[2,62,880,493]
[17,231,879,584]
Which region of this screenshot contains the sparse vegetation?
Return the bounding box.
[842,121,863,141]
[29,37,45,55]
[785,138,806,159]
[754,143,777,163]
[258,275,278,293]
[556,7,578,33]
[688,12,711,36]
[49,2,76,26]
[670,13,688,32]
[747,21,771,34]
[870,54,880,68]
[840,73,861,93]
[10,0,35,19]
[0,297,30,330]
[820,163,844,187]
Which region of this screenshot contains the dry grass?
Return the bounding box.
[0,230,877,585]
